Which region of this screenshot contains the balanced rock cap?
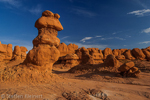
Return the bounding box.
[35,10,63,31]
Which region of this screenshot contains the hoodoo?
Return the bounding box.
[24,10,63,72]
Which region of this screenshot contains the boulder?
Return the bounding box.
[131,48,145,60]
[124,49,135,60]
[103,48,112,59]
[104,54,119,67]
[118,61,135,72]
[142,49,150,61]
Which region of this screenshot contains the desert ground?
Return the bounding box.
[0,59,150,100]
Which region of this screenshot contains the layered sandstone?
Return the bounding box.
[24,10,63,71]
[59,54,79,68]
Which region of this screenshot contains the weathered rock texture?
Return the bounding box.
[58,43,78,57]
[59,54,79,68]
[20,46,28,60]
[0,41,6,61]
[24,10,63,71]
[124,49,135,60]
[104,54,119,67]
[88,48,104,64]
[103,48,112,59]
[118,61,141,77]
[131,48,146,60]
[13,46,21,60]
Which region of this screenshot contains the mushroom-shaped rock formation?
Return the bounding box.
[24,10,63,71]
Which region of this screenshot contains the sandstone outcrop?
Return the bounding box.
[103,48,112,59]
[112,49,119,57]
[1,43,13,60]
[20,46,28,60]
[59,54,79,68]
[12,46,21,60]
[124,49,135,60]
[118,61,140,77]
[116,55,125,60]
[67,43,78,54]
[58,42,68,57]
[24,10,63,71]
[75,47,90,64]
[131,48,145,60]
[104,54,119,67]
[142,49,150,61]
[87,48,104,64]
[0,41,6,61]
[58,43,78,57]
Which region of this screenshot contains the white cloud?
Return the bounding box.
[0,0,21,7]
[142,27,150,33]
[139,41,150,44]
[80,37,93,42]
[100,37,125,40]
[65,41,107,50]
[124,45,127,46]
[28,4,42,15]
[60,36,69,40]
[115,37,126,40]
[95,36,102,38]
[112,32,116,35]
[72,8,97,17]
[127,9,150,16]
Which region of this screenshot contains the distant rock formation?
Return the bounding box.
[103,48,112,59]
[58,43,78,57]
[0,41,6,62]
[59,54,79,68]
[131,48,146,60]
[24,10,63,72]
[104,54,119,67]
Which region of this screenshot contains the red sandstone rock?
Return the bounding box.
[124,49,135,60]
[24,10,63,72]
[103,48,112,59]
[116,55,125,60]
[131,48,146,60]
[13,46,21,60]
[112,49,118,57]
[120,49,128,55]
[67,43,78,54]
[142,49,150,61]
[20,46,28,60]
[58,42,68,57]
[104,54,119,67]
[0,41,6,61]
[118,62,135,72]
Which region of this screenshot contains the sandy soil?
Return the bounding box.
[0,60,150,100]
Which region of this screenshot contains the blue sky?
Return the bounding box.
[0,0,150,51]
